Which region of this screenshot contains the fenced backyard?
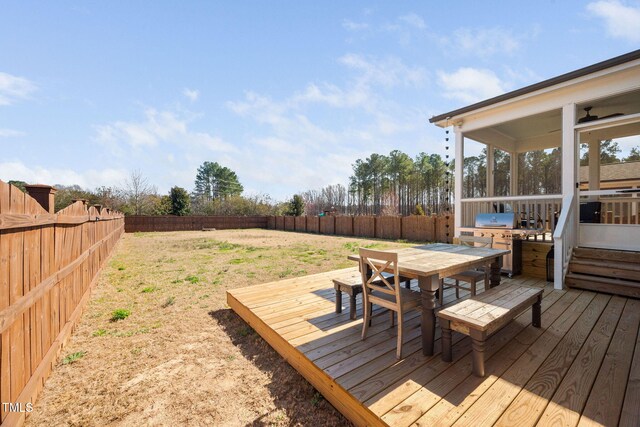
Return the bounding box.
[0,181,124,426]
[3,179,638,426]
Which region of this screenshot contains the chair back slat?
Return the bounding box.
[359,248,401,301]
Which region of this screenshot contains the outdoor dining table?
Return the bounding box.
[347,243,510,356]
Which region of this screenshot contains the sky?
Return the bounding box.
[1,1,639,200]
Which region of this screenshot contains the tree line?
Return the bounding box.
[8,140,639,216]
[8,164,281,216]
[298,150,452,216]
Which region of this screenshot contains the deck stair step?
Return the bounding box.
[572,247,640,263]
[568,258,640,282]
[567,247,640,297]
[565,273,640,298]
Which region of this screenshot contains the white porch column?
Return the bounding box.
[486,144,494,197]
[510,150,518,196]
[556,103,577,290]
[454,128,464,237]
[588,139,600,201]
[562,104,577,202]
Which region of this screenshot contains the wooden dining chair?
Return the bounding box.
[359,248,421,359]
[439,235,492,305]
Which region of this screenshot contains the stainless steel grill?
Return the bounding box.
[461,212,543,276]
[474,213,517,228]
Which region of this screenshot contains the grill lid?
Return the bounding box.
[475,212,517,228]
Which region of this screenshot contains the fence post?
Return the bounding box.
[373,216,377,238]
[24,184,57,214]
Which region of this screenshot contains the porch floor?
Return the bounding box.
[227,268,640,426]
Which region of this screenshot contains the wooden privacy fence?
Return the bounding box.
[125,215,268,233]
[0,181,124,426]
[267,214,454,243]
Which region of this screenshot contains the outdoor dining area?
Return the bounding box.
[227,240,639,426]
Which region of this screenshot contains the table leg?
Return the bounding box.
[489,257,502,288]
[349,293,357,320]
[335,289,342,314]
[419,275,438,356]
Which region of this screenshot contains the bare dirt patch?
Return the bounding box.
[26,229,412,426]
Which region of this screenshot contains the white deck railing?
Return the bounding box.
[460,195,563,234]
[553,193,577,289]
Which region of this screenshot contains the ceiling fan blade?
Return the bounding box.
[599,112,624,120]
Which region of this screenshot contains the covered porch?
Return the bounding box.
[430,49,640,289]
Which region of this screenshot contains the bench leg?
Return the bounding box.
[404,280,411,289]
[471,335,486,377]
[335,289,342,314]
[349,293,357,320]
[532,295,542,328]
[441,319,452,362]
[471,339,486,377]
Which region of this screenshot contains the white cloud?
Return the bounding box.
[446,27,520,58]
[587,0,640,42]
[382,13,427,46]
[398,13,426,29]
[95,108,234,152]
[291,83,369,109]
[0,128,25,138]
[342,19,369,31]
[339,54,426,88]
[0,160,127,189]
[183,88,199,102]
[437,67,508,104]
[253,137,302,154]
[0,72,37,106]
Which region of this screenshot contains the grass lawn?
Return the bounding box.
[27,229,413,426]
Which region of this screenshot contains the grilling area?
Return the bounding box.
[459,211,549,278]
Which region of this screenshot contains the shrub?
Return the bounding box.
[62,351,86,365]
[110,309,131,322]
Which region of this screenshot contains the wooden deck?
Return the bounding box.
[227,268,640,427]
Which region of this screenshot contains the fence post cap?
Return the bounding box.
[24,184,57,214]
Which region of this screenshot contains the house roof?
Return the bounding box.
[579,161,640,183]
[429,49,640,124]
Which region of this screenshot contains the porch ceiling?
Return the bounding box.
[465,88,640,153]
[465,109,562,153]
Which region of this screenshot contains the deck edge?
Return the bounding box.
[226,289,386,427]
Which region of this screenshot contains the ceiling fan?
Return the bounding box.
[577,106,624,124]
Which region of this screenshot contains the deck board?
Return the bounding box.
[226,268,640,426]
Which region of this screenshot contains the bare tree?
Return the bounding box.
[124,170,157,215]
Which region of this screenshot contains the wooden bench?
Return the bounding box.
[332,271,412,320]
[438,284,543,377]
